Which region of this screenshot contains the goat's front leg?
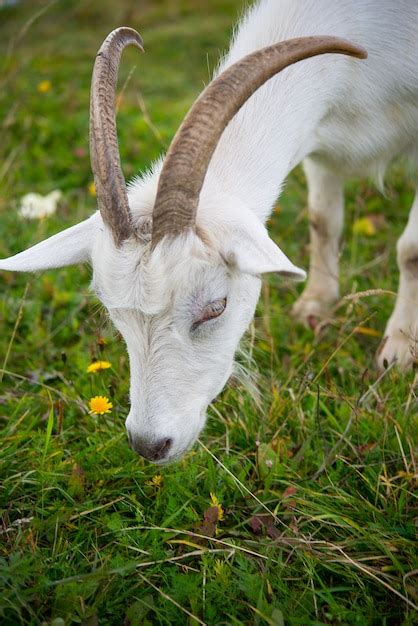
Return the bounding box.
[292,157,343,325]
[377,190,418,370]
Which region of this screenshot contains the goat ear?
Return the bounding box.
[223,214,306,281]
[0,213,99,272]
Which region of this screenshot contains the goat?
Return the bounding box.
[1,0,417,464]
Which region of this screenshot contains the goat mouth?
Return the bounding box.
[151,447,186,466]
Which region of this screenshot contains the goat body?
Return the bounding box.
[1,0,417,462]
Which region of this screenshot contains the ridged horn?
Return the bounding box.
[151,36,367,247]
[90,27,144,247]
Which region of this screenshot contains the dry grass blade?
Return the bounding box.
[1,281,30,383]
[125,548,232,571]
[116,65,137,114]
[357,359,397,405]
[137,92,167,147]
[113,525,283,564]
[69,498,125,521]
[0,368,85,407]
[137,572,207,625]
[330,544,418,611]
[342,288,398,302]
[48,548,232,585]
[313,313,376,381]
[1,0,57,82]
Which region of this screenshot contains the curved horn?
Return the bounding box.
[151,36,367,247]
[90,27,144,247]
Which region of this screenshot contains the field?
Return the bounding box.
[0,1,416,624]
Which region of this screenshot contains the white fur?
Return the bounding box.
[1,0,417,461]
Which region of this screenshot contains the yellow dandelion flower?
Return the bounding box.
[37,80,51,93]
[89,396,113,415]
[146,474,163,488]
[210,492,224,520]
[352,217,376,237]
[86,360,112,374]
[88,181,96,197]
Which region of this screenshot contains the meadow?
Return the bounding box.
[0,1,416,624]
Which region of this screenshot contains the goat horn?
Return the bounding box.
[90,27,144,247]
[151,36,367,247]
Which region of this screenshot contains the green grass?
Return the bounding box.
[0,1,416,624]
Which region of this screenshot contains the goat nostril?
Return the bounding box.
[152,437,172,461]
[128,435,173,462]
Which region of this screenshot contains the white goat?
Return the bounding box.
[1,0,417,464]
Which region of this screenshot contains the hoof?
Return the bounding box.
[376,332,417,371]
[291,295,334,328]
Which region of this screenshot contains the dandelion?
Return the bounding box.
[86,360,112,374]
[19,190,62,219]
[210,492,224,520]
[89,396,113,415]
[146,474,163,488]
[37,79,51,93]
[88,181,96,197]
[352,216,376,237]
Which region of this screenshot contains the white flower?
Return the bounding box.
[19,190,62,219]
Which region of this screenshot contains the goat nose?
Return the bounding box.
[128,432,172,462]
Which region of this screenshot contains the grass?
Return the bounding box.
[0,1,416,624]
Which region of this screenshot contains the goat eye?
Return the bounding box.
[192,297,227,331]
